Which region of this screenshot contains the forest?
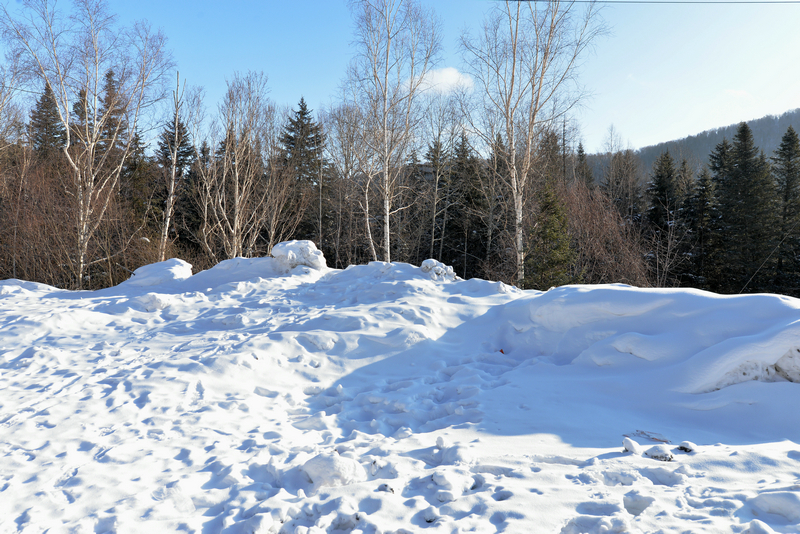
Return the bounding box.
[1,0,799,297]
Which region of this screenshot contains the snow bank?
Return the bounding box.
[3,244,800,533]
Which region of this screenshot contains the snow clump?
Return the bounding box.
[300,452,366,494]
[420,259,456,281]
[271,240,327,272]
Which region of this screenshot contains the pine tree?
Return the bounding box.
[772,126,800,294]
[29,82,66,157]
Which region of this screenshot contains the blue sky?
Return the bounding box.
[100,1,800,153]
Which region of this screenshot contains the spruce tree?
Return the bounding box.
[523,181,577,290]
[281,97,326,243]
[450,132,484,279]
[156,118,194,180]
[684,168,718,288]
[98,70,128,155]
[645,150,677,232]
[772,126,800,294]
[29,82,66,157]
[712,123,779,293]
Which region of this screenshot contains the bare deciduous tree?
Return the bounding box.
[192,72,307,261]
[461,0,602,284]
[158,72,202,262]
[347,0,441,262]
[0,58,23,153]
[2,0,171,287]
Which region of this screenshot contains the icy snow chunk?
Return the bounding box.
[134,293,174,312]
[420,259,456,281]
[775,348,800,382]
[125,258,193,287]
[300,452,366,493]
[622,437,641,454]
[643,445,673,462]
[271,240,327,271]
[623,490,654,516]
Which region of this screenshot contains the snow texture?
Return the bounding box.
[1,244,800,533]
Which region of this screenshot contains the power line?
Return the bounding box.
[524,1,800,4]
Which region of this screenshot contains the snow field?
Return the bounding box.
[1,241,800,533]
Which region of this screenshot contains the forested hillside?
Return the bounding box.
[637,108,800,173]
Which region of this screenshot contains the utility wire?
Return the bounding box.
[524,1,800,4]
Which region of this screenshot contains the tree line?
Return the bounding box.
[1,0,798,297]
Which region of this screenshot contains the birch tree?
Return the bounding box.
[156,73,201,262]
[461,0,601,284]
[2,0,171,287]
[347,0,441,262]
[193,72,307,261]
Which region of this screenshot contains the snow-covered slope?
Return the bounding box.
[2,241,800,533]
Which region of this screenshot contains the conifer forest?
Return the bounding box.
[1,0,799,297]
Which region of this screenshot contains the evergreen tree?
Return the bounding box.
[575,142,593,187]
[156,118,194,179]
[645,150,678,232]
[523,181,577,290]
[450,131,484,279]
[119,131,155,223]
[684,168,718,288]
[772,126,800,294]
[98,70,128,155]
[281,97,326,243]
[712,123,779,293]
[29,82,66,157]
[674,158,694,209]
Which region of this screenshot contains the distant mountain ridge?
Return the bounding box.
[634,108,800,174]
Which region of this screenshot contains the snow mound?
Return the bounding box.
[300,452,366,494]
[420,259,456,281]
[272,240,327,271]
[123,258,193,287]
[748,492,800,523]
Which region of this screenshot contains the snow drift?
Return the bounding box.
[1,240,800,533]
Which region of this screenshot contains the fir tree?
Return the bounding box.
[29,82,66,157]
[772,126,800,294]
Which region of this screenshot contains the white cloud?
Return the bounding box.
[421,67,473,94]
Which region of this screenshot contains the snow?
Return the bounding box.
[1,239,800,533]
